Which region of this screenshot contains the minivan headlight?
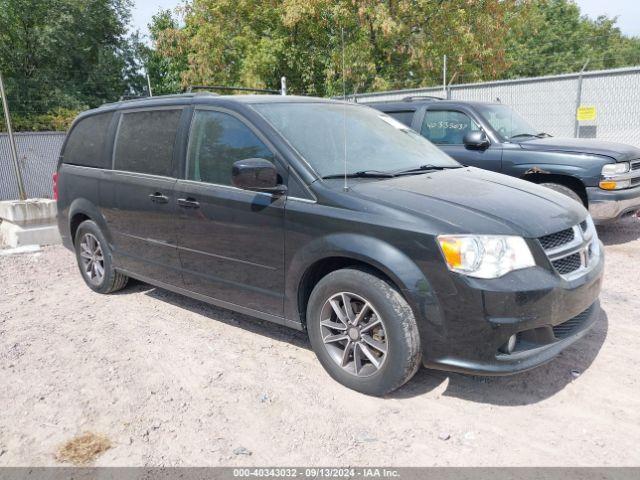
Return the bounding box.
[437,235,535,279]
[601,162,630,175]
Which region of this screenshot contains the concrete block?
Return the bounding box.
[0,221,61,247]
[0,198,60,248]
[0,198,57,224]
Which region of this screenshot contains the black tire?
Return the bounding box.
[541,182,584,206]
[74,220,128,294]
[307,268,421,396]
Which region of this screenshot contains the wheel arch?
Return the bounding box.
[68,198,112,246]
[285,233,433,329]
[521,172,588,206]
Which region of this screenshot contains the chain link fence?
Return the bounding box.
[1,67,640,201]
[0,132,65,200]
[352,66,640,147]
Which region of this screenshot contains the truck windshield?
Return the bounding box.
[253,102,460,178]
[475,104,544,141]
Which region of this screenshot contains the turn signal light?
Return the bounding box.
[439,237,463,268]
[600,179,631,190]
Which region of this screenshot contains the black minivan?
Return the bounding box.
[56,94,604,395]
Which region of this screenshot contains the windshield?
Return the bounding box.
[252,102,460,178]
[475,104,541,141]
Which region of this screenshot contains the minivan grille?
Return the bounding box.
[580,220,588,232]
[631,161,640,171]
[539,228,575,250]
[553,305,594,339]
[552,252,581,275]
[538,219,599,280]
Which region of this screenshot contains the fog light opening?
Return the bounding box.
[499,334,518,354]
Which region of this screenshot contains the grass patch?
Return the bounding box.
[55,432,111,465]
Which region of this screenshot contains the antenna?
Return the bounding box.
[342,27,348,192]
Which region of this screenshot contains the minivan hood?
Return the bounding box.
[349,167,586,238]
[517,137,640,162]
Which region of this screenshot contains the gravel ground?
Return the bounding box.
[0,217,639,467]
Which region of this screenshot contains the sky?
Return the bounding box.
[576,0,640,37]
[131,0,640,39]
[131,0,181,37]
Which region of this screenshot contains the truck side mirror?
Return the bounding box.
[463,131,490,149]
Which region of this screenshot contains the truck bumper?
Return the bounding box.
[587,185,640,223]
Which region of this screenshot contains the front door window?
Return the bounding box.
[187,110,276,186]
[420,110,480,145]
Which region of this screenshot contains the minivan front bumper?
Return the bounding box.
[415,245,604,376]
[587,185,640,223]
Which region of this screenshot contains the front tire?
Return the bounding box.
[74,220,128,294]
[307,268,421,396]
[541,182,584,205]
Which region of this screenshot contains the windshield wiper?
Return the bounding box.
[393,164,461,175]
[536,132,552,138]
[321,170,395,180]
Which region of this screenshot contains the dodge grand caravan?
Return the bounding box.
[56,94,604,395]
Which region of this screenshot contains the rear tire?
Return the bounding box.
[541,182,584,206]
[74,220,128,294]
[307,268,421,396]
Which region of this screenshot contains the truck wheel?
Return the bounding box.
[307,268,421,396]
[74,220,128,294]
[541,182,584,206]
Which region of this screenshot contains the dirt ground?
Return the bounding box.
[1,217,639,467]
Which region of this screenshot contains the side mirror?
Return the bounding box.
[231,158,286,194]
[463,131,490,149]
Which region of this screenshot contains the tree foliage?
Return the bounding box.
[2,0,640,131]
[154,0,520,96]
[505,0,640,78]
[152,0,640,96]
[0,0,144,131]
[141,10,188,96]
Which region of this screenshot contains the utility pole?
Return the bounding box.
[442,55,447,98]
[446,72,458,100]
[0,71,26,200]
[146,73,153,97]
[573,59,590,138]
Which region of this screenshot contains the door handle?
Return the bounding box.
[177,197,200,209]
[149,192,169,204]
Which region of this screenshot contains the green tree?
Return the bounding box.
[154,0,520,96]
[0,0,145,131]
[143,9,188,96]
[506,0,640,78]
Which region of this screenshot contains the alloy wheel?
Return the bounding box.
[79,233,105,286]
[319,292,388,377]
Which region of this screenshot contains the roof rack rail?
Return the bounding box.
[186,85,280,94]
[118,94,149,101]
[100,92,197,108]
[402,95,444,102]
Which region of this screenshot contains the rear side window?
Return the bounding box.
[62,112,114,168]
[385,110,415,127]
[113,109,182,176]
[187,110,275,186]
